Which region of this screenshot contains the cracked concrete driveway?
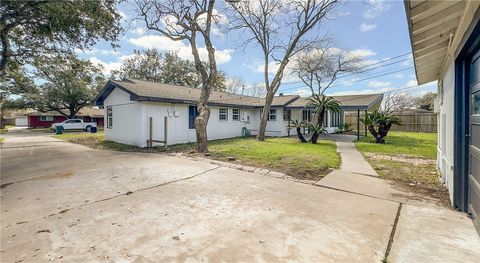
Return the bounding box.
[1,134,399,262]
[2,133,479,262]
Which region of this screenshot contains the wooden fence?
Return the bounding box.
[344,112,437,133]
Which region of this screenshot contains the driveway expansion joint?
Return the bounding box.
[384,203,403,261]
[41,166,221,219]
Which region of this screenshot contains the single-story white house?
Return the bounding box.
[95,79,383,147]
[405,0,479,233]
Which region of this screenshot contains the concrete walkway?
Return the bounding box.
[317,134,480,262]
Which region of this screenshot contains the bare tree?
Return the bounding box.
[244,84,267,98]
[294,45,362,96]
[226,0,340,141]
[383,91,415,114]
[135,0,219,153]
[225,76,245,94]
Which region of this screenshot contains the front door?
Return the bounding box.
[469,49,480,233]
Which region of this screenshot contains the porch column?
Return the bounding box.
[357,108,360,140]
[364,109,368,136]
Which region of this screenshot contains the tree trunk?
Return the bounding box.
[308,109,324,144]
[195,88,211,153]
[310,132,319,144]
[296,127,307,143]
[0,29,10,76]
[257,91,275,141]
[367,125,383,143]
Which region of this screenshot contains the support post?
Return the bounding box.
[149,117,152,148]
[364,110,368,136]
[357,108,360,141]
[164,116,168,147]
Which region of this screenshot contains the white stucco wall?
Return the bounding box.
[103,87,343,147]
[103,88,143,146]
[139,102,269,146]
[438,61,456,203]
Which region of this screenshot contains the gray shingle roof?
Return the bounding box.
[101,79,299,107]
[287,93,384,110]
[96,79,383,110]
[24,108,104,117]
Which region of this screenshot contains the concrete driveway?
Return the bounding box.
[1,133,479,262]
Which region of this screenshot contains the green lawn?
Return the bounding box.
[0,137,4,144]
[54,132,340,181]
[206,137,340,180]
[356,131,437,159]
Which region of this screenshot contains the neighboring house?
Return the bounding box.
[23,108,104,128]
[95,79,383,147]
[405,0,480,233]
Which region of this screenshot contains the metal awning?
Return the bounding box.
[404,0,466,84]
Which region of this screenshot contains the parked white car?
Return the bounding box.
[51,119,97,132]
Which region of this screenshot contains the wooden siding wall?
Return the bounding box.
[344,112,437,133]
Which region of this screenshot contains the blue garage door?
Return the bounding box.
[470,49,480,233]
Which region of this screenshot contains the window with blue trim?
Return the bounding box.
[189,106,199,129]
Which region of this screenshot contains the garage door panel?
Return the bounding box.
[469,178,480,231]
[471,153,480,186]
[472,125,480,149]
[469,49,480,234]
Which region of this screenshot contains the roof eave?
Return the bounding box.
[404,0,423,84]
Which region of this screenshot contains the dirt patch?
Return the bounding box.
[368,158,451,208]
[364,153,436,165]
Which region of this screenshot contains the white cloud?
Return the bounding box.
[130,27,146,36]
[360,23,377,32]
[368,80,391,88]
[349,49,377,58]
[128,35,233,64]
[75,48,121,56]
[89,57,122,75]
[404,79,418,87]
[363,0,390,19]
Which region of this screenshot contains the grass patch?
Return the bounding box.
[356,131,449,206]
[206,137,340,180]
[369,158,450,207]
[55,132,340,181]
[0,125,14,134]
[356,131,437,159]
[0,137,4,144]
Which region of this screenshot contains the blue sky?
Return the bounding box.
[76,0,437,97]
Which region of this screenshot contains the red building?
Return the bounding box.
[25,108,104,128]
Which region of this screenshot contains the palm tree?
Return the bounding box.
[288,120,308,143]
[361,111,402,143]
[307,94,341,143]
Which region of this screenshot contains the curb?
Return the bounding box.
[169,153,319,185]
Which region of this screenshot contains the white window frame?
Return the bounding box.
[219,107,228,121]
[283,109,291,121]
[268,109,276,121]
[232,108,240,121]
[39,116,53,121]
[331,112,341,127]
[107,106,113,129]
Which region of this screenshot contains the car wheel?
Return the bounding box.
[85,126,91,132]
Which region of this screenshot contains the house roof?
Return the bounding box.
[286,93,384,111]
[24,108,104,118]
[95,79,383,110]
[404,0,478,84]
[96,79,299,108]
